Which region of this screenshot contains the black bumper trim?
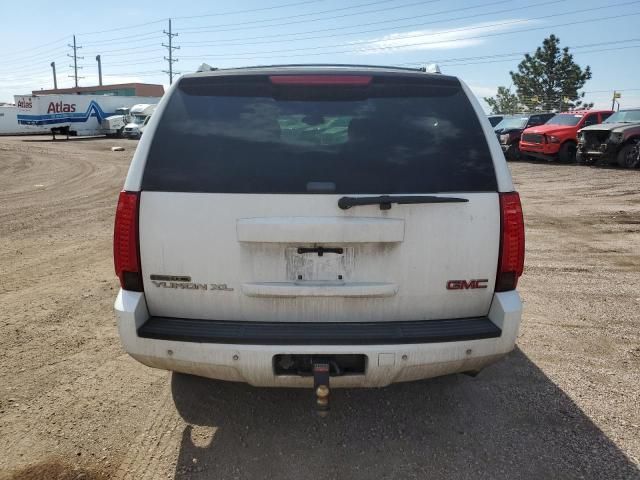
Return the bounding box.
[138,316,501,345]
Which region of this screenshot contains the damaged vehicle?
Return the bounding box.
[519,110,612,163]
[487,114,504,127]
[577,108,640,168]
[494,113,554,160]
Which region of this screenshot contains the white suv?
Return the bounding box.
[114,65,524,408]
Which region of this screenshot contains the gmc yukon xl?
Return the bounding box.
[113,65,524,410]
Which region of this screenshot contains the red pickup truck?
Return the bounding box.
[519,110,613,162]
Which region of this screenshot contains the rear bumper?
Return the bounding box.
[115,290,523,387]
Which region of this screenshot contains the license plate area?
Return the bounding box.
[273,354,367,376]
[285,246,354,281]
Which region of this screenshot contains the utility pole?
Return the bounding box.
[96,55,103,86]
[67,35,83,87]
[611,91,621,110]
[50,62,58,90]
[162,19,180,85]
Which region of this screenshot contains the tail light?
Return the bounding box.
[114,191,143,291]
[269,75,372,86]
[496,192,525,292]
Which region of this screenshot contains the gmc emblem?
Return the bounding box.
[446,279,489,290]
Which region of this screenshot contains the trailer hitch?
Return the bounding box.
[312,358,331,417]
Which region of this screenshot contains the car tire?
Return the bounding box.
[558,142,576,163]
[617,142,640,169]
[505,144,520,161]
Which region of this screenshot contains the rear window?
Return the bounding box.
[142,74,497,194]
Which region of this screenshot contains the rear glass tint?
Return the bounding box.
[142,74,496,193]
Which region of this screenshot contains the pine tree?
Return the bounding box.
[510,34,592,111]
[484,35,593,113]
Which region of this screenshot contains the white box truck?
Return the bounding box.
[122,104,157,139]
[14,94,162,137]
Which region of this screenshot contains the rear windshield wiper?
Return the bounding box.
[338,195,469,210]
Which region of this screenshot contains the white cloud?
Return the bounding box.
[355,20,532,54]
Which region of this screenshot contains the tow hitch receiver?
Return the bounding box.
[312,358,331,416]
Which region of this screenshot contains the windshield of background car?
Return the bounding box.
[142,74,497,194]
[604,110,640,123]
[547,114,582,126]
[494,116,527,130]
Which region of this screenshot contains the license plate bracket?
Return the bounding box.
[285,246,354,281]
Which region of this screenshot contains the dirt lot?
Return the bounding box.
[0,135,638,479]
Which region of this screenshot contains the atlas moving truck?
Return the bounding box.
[14,94,162,137]
[0,105,48,135]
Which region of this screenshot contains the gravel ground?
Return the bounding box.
[0,135,638,479]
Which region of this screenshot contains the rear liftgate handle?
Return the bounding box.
[312,358,331,417]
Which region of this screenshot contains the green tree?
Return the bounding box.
[484,86,523,114]
[510,34,592,112]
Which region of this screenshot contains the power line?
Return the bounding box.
[82,43,162,56]
[399,38,640,66]
[75,19,167,37]
[98,57,166,67]
[0,45,69,67]
[174,0,325,21]
[66,0,517,56]
[438,44,640,67]
[82,32,165,47]
[9,0,324,53]
[0,36,70,60]
[178,0,441,33]
[179,0,517,46]
[179,8,640,60]
[182,1,640,56]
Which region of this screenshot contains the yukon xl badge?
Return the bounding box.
[150,274,234,292]
[446,279,488,290]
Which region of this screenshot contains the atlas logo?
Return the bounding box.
[47,102,76,113]
[446,279,489,290]
[17,98,32,108]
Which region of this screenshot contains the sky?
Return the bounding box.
[1,0,639,112]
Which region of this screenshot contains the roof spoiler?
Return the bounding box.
[418,64,441,74]
[196,63,218,72]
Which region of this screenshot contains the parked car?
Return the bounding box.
[494,113,554,160]
[487,114,504,127]
[519,110,613,163]
[113,65,525,411]
[577,108,640,168]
